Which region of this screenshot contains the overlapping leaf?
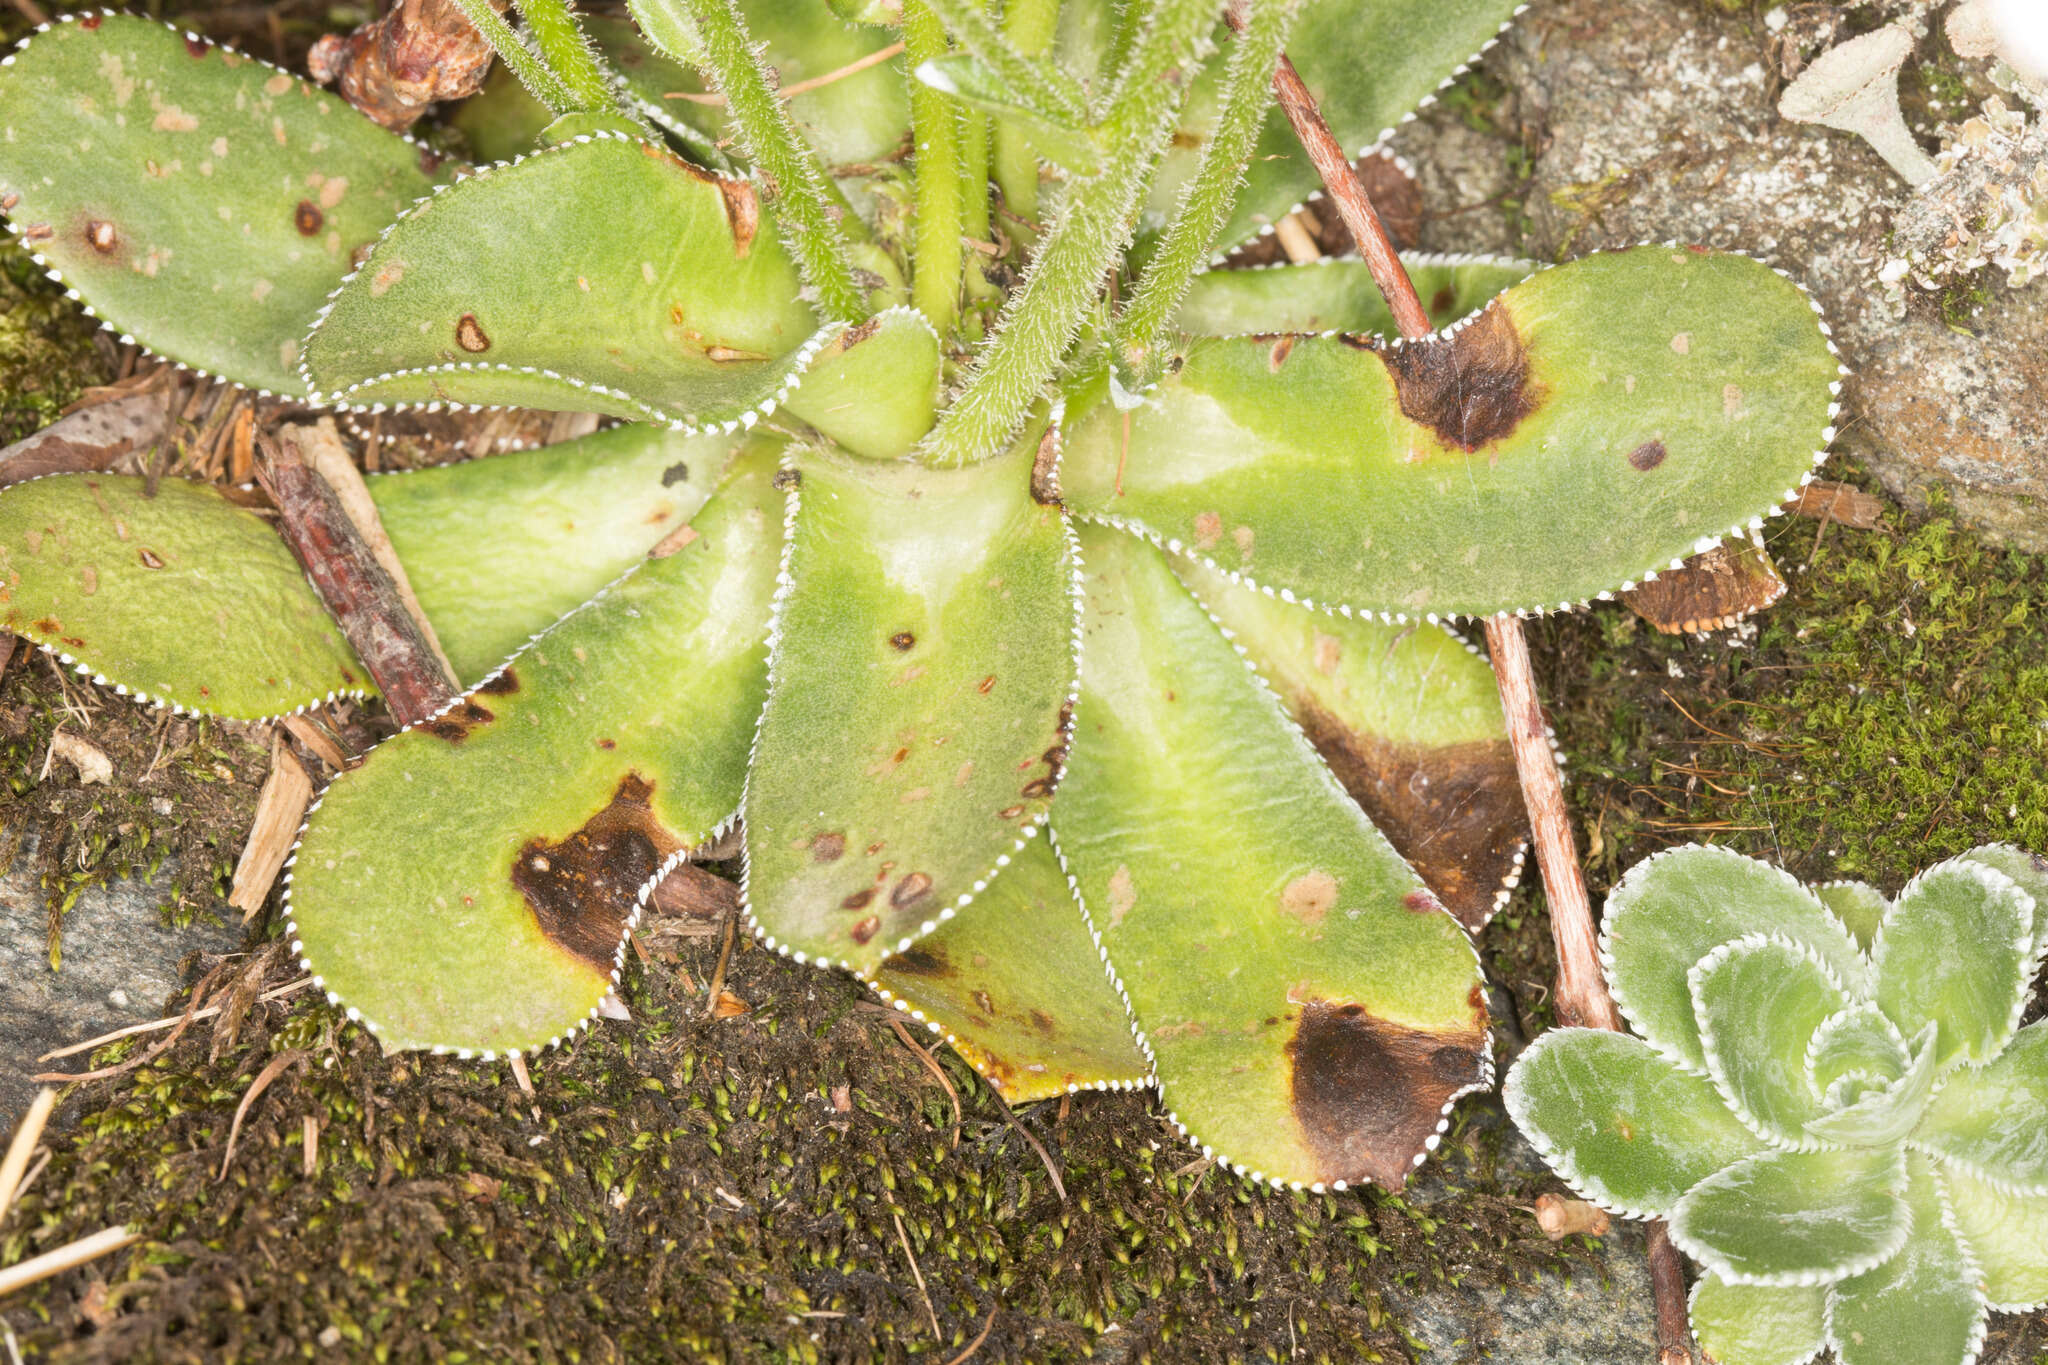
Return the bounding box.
[1873,859,2036,1068]
[867,837,1147,1101]
[1175,557,1523,928]
[1939,1162,2048,1310]
[1826,1154,1986,1365]
[0,13,451,395]
[0,474,367,717]
[288,446,783,1055]
[1915,1021,2048,1194]
[1691,935,1846,1149]
[1688,1275,1827,1365]
[1063,247,1838,619]
[369,423,737,682]
[302,131,821,428]
[744,439,1075,974]
[1053,524,1487,1190]
[1669,1146,1910,1287]
[1175,255,1536,338]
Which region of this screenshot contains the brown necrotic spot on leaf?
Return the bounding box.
[1298,699,1524,933]
[1374,303,1538,453]
[884,944,950,977]
[1627,440,1668,471]
[421,698,495,744]
[1285,998,1488,1189]
[889,872,933,909]
[812,831,847,863]
[841,887,876,911]
[1030,425,1062,506]
[715,178,760,259]
[137,547,165,569]
[1280,872,1338,925]
[294,200,323,237]
[84,220,118,255]
[511,773,682,970]
[850,915,881,944]
[456,314,491,354]
[888,631,915,652]
[474,668,519,696]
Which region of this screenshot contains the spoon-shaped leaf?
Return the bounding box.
[1062,246,1840,619]
[1175,254,1536,338]
[1053,524,1488,1191]
[867,837,1147,1101]
[1688,1273,1827,1365]
[1872,859,2035,1069]
[1806,1002,1910,1098]
[0,474,367,718]
[1938,1161,2048,1310]
[778,308,942,460]
[1824,1154,1987,1365]
[744,439,1076,973]
[369,423,737,683]
[1600,843,1868,1076]
[287,444,784,1056]
[0,13,450,395]
[1691,934,1846,1150]
[1174,556,1524,929]
[1502,1027,1764,1219]
[1915,1021,2048,1195]
[1668,1145,1910,1287]
[303,131,820,429]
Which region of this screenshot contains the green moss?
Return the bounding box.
[0,240,107,449]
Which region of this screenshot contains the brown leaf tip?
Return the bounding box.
[1285,999,1487,1189]
[1375,304,1539,453]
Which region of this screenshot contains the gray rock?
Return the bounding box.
[0,849,239,1129]
[1393,0,2048,550]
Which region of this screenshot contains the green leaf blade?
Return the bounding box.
[1914,1021,2048,1196]
[743,441,1077,974]
[1502,1027,1764,1220]
[1054,524,1488,1191]
[0,14,449,395]
[1824,1153,1987,1365]
[1670,1146,1910,1288]
[867,837,1147,1101]
[287,448,784,1055]
[1691,934,1846,1150]
[1872,860,2036,1069]
[369,422,736,683]
[1688,1273,1828,1365]
[1600,844,1869,1076]
[1062,247,1840,619]
[1174,255,1537,339]
[1938,1159,2048,1311]
[0,474,368,718]
[303,131,820,429]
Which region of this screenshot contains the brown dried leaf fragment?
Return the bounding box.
[1623,540,1786,635]
[308,0,507,132]
[1374,303,1539,452]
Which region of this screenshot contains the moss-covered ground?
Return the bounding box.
[1,3,2046,1362]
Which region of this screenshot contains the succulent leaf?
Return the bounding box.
[1823,1153,1987,1365]
[1872,859,2036,1069]
[866,837,1148,1101]
[1147,0,1524,255]
[288,446,784,1056]
[1668,1145,1911,1288]
[1174,255,1537,338]
[1691,934,1848,1150]
[1061,247,1839,619]
[1949,843,2048,963]
[1053,524,1489,1191]
[1914,1021,2048,1195]
[0,13,452,395]
[1688,1273,1828,1365]
[777,308,943,460]
[743,440,1076,974]
[0,474,368,718]
[1501,1027,1764,1219]
[1815,881,1890,955]
[302,130,820,427]
[1174,555,1524,929]
[368,423,734,682]
[1937,1160,2048,1311]
[1601,844,1869,1076]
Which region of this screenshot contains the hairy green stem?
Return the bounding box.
[990,0,1060,216]
[904,0,965,335]
[1114,0,1297,381]
[919,0,1085,121]
[921,0,1224,466]
[518,0,617,113]
[447,0,577,112]
[651,0,867,323]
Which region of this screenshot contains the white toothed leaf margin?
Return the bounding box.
[1868,859,2042,1068]
[280,547,747,1059]
[1819,1159,1992,1365]
[1687,931,1855,1154]
[1671,1143,1913,1289]
[1684,1272,1830,1365]
[1073,241,1848,625]
[0,10,452,406]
